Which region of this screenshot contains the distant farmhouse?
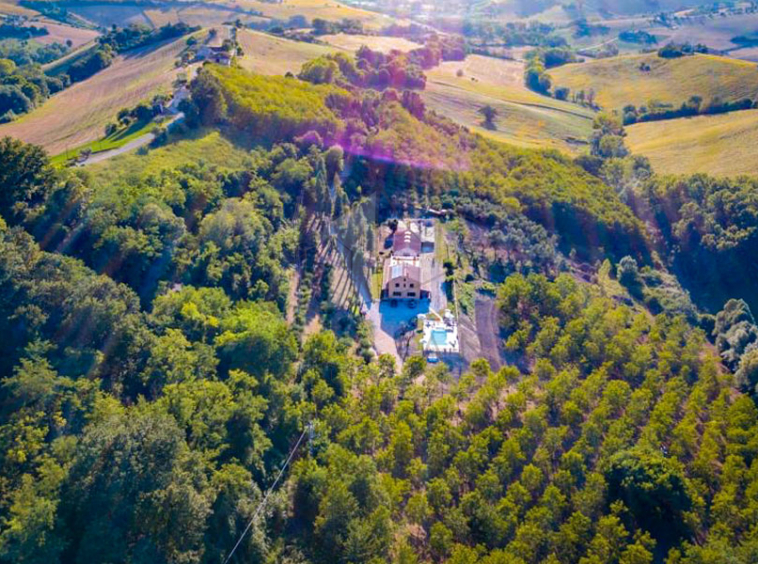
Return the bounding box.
[196,45,233,65]
[195,26,235,66]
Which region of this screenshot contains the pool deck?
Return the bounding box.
[420,311,460,355]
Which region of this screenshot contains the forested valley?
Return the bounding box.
[2,45,758,564]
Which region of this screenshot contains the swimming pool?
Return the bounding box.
[430,329,449,347]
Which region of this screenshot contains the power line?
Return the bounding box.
[223,424,310,564]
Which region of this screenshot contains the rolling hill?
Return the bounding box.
[237,29,339,76]
[29,20,100,49]
[0,36,187,155]
[0,0,39,16]
[550,53,758,111]
[227,0,395,28]
[422,55,595,153]
[471,0,707,20]
[87,128,254,186]
[626,109,758,177]
[42,0,394,31]
[320,33,422,53]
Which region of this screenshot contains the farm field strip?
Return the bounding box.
[320,33,422,53]
[550,53,758,111]
[626,109,758,177]
[423,82,592,153]
[422,55,595,154]
[28,20,100,48]
[213,0,396,29]
[0,0,38,16]
[237,29,341,76]
[0,36,187,155]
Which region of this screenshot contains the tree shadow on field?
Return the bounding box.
[481,119,498,131]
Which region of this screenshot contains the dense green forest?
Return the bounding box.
[2,56,758,564]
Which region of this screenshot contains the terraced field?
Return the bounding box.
[626,109,758,177]
[0,37,187,155]
[237,30,339,76]
[550,53,758,111]
[422,55,595,154]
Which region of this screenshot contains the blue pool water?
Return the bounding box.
[431,329,448,346]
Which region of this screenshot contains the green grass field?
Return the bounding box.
[626,109,758,177]
[49,119,157,167]
[422,55,595,154]
[550,53,758,111]
[87,128,255,186]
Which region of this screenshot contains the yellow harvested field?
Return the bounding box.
[0,37,186,155]
[0,0,38,16]
[422,55,595,153]
[0,0,40,16]
[427,56,526,94]
[626,109,758,177]
[143,5,265,28]
[220,0,395,29]
[237,29,339,75]
[550,53,758,111]
[320,33,422,53]
[31,20,100,49]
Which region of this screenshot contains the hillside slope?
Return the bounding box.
[550,53,758,110]
[197,64,644,260]
[423,55,595,154]
[237,29,340,76]
[474,0,707,20]
[626,109,758,177]
[0,37,187,154]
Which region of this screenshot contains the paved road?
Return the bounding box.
[77,64,197,167]
[80,131,156,166]
[79,113,183,166]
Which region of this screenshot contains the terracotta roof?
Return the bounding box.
[393,229,421,255]
[383,259,422,288]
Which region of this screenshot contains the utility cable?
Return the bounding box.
[223,424,310,564]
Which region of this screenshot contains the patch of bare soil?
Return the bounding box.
[474,296,504,371]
